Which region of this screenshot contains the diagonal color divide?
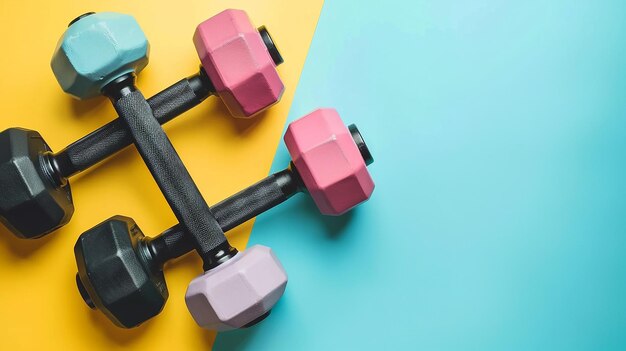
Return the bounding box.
[0,0,324,349]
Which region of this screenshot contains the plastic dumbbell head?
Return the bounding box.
[193,9,284,118]
[51,12,149,100]
[0,128,73,238]
[284,108,375,215]
[185,245,287,331]
[74,216,167,328]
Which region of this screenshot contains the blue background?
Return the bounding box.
[217,1,626,349]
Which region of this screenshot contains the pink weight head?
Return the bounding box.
[284,109,375,215]
[185,245,287,331]
[194,9,284,118]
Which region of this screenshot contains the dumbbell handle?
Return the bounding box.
[146,166,302,267]
[106,74,232,270]
[145,125,373,267]
[49,69,213,181]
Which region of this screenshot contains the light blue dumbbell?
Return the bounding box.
[51,12,149,99]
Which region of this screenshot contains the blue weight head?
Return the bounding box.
[51,12,150,100]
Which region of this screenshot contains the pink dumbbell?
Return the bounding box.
[194,9,284,117]
[185,108,374,330]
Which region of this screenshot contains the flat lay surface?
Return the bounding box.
[2,0,626,350]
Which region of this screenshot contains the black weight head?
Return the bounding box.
[0,128,73,238]
[74,216,168,328]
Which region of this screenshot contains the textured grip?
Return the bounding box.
[149,169,300,265]
[211,170,299,232]
[53,77,204,178]
[114,90,227,261]
[149,77,204,124]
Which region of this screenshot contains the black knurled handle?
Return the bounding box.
[113,89,228,267]
[148,168,301,266]
[53,73,210,179]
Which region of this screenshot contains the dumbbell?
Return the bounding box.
[75,109,374,330]
[54,10,265,301]
[0,9,283,239]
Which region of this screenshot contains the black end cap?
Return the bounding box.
[348,124,374,166]
[258,26,284,66]
[242,310,271,328]
[68,12,96,27]
[76,273,96,309]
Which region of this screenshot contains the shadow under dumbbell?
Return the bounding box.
[87,307,154,345]
[162,93,270,140]
[0,223,60,258]
[69,96,108,120]
[211,293,289,350]
[213,320,262,350]
[234,110,270,135]
[263,194,356,240]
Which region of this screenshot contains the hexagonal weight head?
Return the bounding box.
[51,12,149,100]
[0,128,73,238]
[284,109,375,215]
[185,245,287,331]
[74,216,168,328]
[193,9,284,118]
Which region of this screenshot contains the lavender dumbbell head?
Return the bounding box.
[185,245,287,331]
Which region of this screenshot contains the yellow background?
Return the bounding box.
[0,0,323,349]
